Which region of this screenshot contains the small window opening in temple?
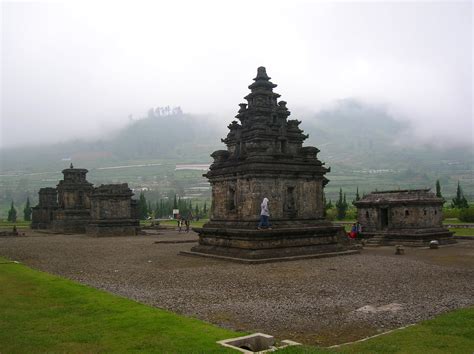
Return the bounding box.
[423,209,427,216]
[281,140,287,153]
[78,192,83,206]
[365,211,369,218]
[434,210,437,215]
[405,210,409,217]
[286,187,295,211]
[272,114,277,124]
[228,187,236,211]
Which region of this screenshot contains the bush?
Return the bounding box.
[443,208,460,219]
[345,208,357,221]
[326,208,337,221]
[459,207,474,222]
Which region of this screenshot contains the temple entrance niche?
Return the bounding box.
[182,67,357,263]
[380,208,389,229]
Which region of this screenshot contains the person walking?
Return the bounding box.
[257,197,271,230]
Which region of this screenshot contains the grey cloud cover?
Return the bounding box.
[1,0,472,147]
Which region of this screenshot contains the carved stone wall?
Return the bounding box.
[86,184,139,236]
[31,188,58,229]
[354,189,454,246]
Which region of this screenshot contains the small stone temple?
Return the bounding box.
[354,189,455,246]
[31,187,58,229]
[86,184,140,237]
[31,164,139,236]
[183,67,356,262]
[52,165,94,233]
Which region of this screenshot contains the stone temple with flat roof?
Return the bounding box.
[182,67,357,262]
[354,189,455,246]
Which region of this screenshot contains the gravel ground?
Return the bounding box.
[1,228,473,346]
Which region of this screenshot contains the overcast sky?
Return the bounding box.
[1,0,472,148]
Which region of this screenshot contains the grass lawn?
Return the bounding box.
[449,228,474,237]
[0,257,243,353]
[0,220,30,229]
[443,218,474,225]
[281,306,474,354]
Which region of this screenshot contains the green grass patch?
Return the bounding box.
[449,228,474,237]
[0,220,30,229]
[280,307,474,354]
[444,218,474,225]
[0,257,243,353]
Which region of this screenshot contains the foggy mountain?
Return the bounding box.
[0,99,471,174]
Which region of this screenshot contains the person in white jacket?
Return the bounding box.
[257,197,271,230]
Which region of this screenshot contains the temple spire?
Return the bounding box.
[254,66,270,81]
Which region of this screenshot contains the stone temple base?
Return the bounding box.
[86,219,140,237]
[181,225,359,263]
[364,228,456,247]
[52,210,91,233]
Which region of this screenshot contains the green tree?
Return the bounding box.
[194,203,199,216]
[352,186,361,205]
[451,181,469,209]
[203,202,208,216]
[7,201,17,223]
[23,197,32,221]
[335,188,348,220]
[138,192,149,220]
[173,194,178,209]
[435,180,442,198]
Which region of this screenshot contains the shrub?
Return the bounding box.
[459,206,474,222]
[443,208,460,219]
[326,208,337,221]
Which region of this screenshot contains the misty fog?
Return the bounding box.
[1,1,472,148]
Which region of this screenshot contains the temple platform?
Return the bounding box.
[181,225,359,263]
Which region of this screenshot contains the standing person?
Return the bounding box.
[349,223,357,239]
[257,197,271,230]
[185,211,193,233]
[356,221,362,238]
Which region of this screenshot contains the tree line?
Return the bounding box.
[136,192,208,220]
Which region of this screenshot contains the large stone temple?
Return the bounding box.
[183,67,357,262]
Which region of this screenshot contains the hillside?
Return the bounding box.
[0,100,472,216]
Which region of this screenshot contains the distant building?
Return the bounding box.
[354,189,455,246]
[31,188,58,229]
[31,164,139,236]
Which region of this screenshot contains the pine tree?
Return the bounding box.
[7,201,17,223]
[138,192,148,220]
[452,181,469,209]
[435,180,442,198]
[23,197,32,221]
[322,192,333,216]
[335,188,348,220]
[173,194,178,209]
[352,187,361,205]
[203,201,208,215]
[194,203,199,215]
